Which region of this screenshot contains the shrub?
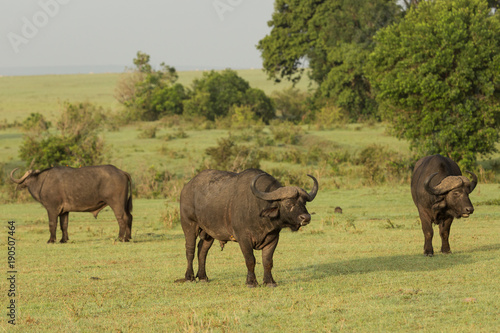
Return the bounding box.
[22,113,51,133]
[116,51,188,121]
[356,144,412,185]
[314,101,348,130]
[134,165,172,199]
[183,69,275,123]
[201,136,261,173]
[269,120,303,145]
[137,126,157,139]
[160,205,181,230]
[19,102,107,169]
[230,105,265,130]
[267,168,311,189]
[271,87,310,123]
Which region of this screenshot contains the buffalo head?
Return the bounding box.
[424,171,477,218]
[251,173,318,231]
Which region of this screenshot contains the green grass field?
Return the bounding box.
[0,70,312,123]
[0,72,499,332]
[1,186,499,332]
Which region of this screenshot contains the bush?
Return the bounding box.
[230,105,265,130]
[314,101,348,130]
[269,120,303,145]
[134,165,172,199]
[22,113,51,133]
[356,144,412,185]
[160,205,181,230]
[137,126,157,139]
[271,87,310,123]
[183,69,275,123]
[201,136,261,173]
[19,102,107,169]
[116,51,188,121]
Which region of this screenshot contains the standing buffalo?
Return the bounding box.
[178,168,318,287]
[411,154,477,256]
[10,163,133,243]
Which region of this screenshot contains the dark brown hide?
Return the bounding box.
[411,155,476,256]
[178,168,318,287]
[11,165,133,243]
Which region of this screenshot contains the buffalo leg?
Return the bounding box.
[111,207,130,242]
[439,218,453,254]
[59,212,69,243]
[239,241,258,287]
[126,211,133,240]
[196,236,214,282]
[47,211,58,244]
[262,236,279,287]
[181,220,198,282]
[419,212,434,256]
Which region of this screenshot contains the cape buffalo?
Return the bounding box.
[178,168,318,287]
[411,154,477,256]
[10,163,133,243]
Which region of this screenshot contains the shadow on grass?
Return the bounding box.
[292,243,500,280]
[132,232,184,243]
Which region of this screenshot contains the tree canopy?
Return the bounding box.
[116,51,187,121]
[257,0,401,120]
[369,0,500,168]
[183,69,275,123]
[117,53,275,123]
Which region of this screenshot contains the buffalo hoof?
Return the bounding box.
[198,278,209,283]
[60,239,68,243]
[265,283,278,288]
[424,252,434,257]
[246,283,258,288]
[47,239,56,244]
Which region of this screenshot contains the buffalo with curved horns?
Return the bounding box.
[10,162,133,243]
[178,168,318,287]
[411,154,477,256]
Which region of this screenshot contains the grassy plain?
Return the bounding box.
[1,186,499,332]
[0,72,499,332]
[0,69,312,123]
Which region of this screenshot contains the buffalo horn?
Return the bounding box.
[465,171,478,192]
[305,174,319,202]
[10,168,31,184]
[425,173,472,196]
[251,173,298,201]
[424,173,445,196]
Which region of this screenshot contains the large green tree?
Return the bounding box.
[369,0,500,168]
[257,0,401,120]
[183,69,275,123]
[116,51,187,121]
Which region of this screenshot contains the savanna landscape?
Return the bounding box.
[0,69,499,332]
[2,0,500,331]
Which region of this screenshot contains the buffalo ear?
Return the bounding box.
[260,206,279,218]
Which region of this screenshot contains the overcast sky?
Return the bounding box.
[0,0,275,74]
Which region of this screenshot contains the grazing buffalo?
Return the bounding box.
[178,168,318,287]
[10,163,133,243]
[411,154,477,256]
